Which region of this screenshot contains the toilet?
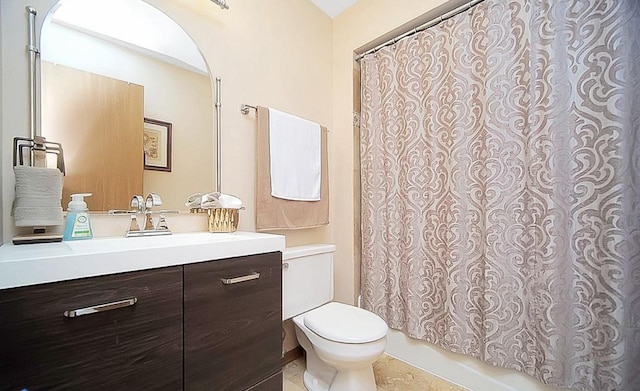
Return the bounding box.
[283,244,388,391]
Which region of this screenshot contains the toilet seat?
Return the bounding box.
[303,302,388,344]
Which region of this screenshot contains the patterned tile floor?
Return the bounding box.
[283,354,468,391]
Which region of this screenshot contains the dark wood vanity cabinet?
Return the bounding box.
[0,266,183,391]
[0,251,283,391]
[184,252,283,391]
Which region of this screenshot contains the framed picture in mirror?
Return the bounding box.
[143,118,172,172]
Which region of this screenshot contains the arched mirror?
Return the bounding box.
[40,0,214,212]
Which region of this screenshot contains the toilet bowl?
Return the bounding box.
[283,244,388,391]
[293,302,387,391]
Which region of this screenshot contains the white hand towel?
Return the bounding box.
[14,165,63,196]
[201,192,222,209]
[13,206,64,227]
[218,194,243,209]
[185,193,203,208]
[193,192,243,209]
[268,108,321,201]
[13,166,63,227]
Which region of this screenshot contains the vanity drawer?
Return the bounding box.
[184,252,282,391]
[0,266,183,391]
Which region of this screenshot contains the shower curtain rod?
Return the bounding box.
[355,0,485,61]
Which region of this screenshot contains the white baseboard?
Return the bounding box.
[385,329,566,391]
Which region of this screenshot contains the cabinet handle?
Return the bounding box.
[63,297,138,318]
[221,272,260,285]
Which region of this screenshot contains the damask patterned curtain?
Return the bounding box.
[359,1,640,390]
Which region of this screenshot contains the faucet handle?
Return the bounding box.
[130,195,144,213]
[145,193,163,210]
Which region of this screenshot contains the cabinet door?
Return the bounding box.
[0,267,183,391]
[184,252,282,390]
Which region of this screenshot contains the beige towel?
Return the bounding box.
[256,106,329,230]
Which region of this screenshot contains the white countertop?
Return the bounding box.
[0,231,285,290]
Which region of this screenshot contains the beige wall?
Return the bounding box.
[0,0,332,247]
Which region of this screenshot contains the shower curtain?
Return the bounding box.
[359,0,640,390]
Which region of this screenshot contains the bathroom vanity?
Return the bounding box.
[0,232,285,391]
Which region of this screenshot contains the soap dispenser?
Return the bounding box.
[63,193,93,241]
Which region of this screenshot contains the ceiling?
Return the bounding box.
[309,0,360,18]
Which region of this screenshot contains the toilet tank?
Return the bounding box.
[282,244,335,321]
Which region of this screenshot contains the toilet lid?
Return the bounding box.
[303,302,388,343]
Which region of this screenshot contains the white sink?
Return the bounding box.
[64,232,243,253]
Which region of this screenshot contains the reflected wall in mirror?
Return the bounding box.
[40,0,214,212]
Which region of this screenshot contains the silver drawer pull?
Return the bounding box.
[221,272,260,285]
[63,297,138,318]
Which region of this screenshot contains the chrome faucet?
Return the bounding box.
[108,193,178,237]
[142,193,162,231]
